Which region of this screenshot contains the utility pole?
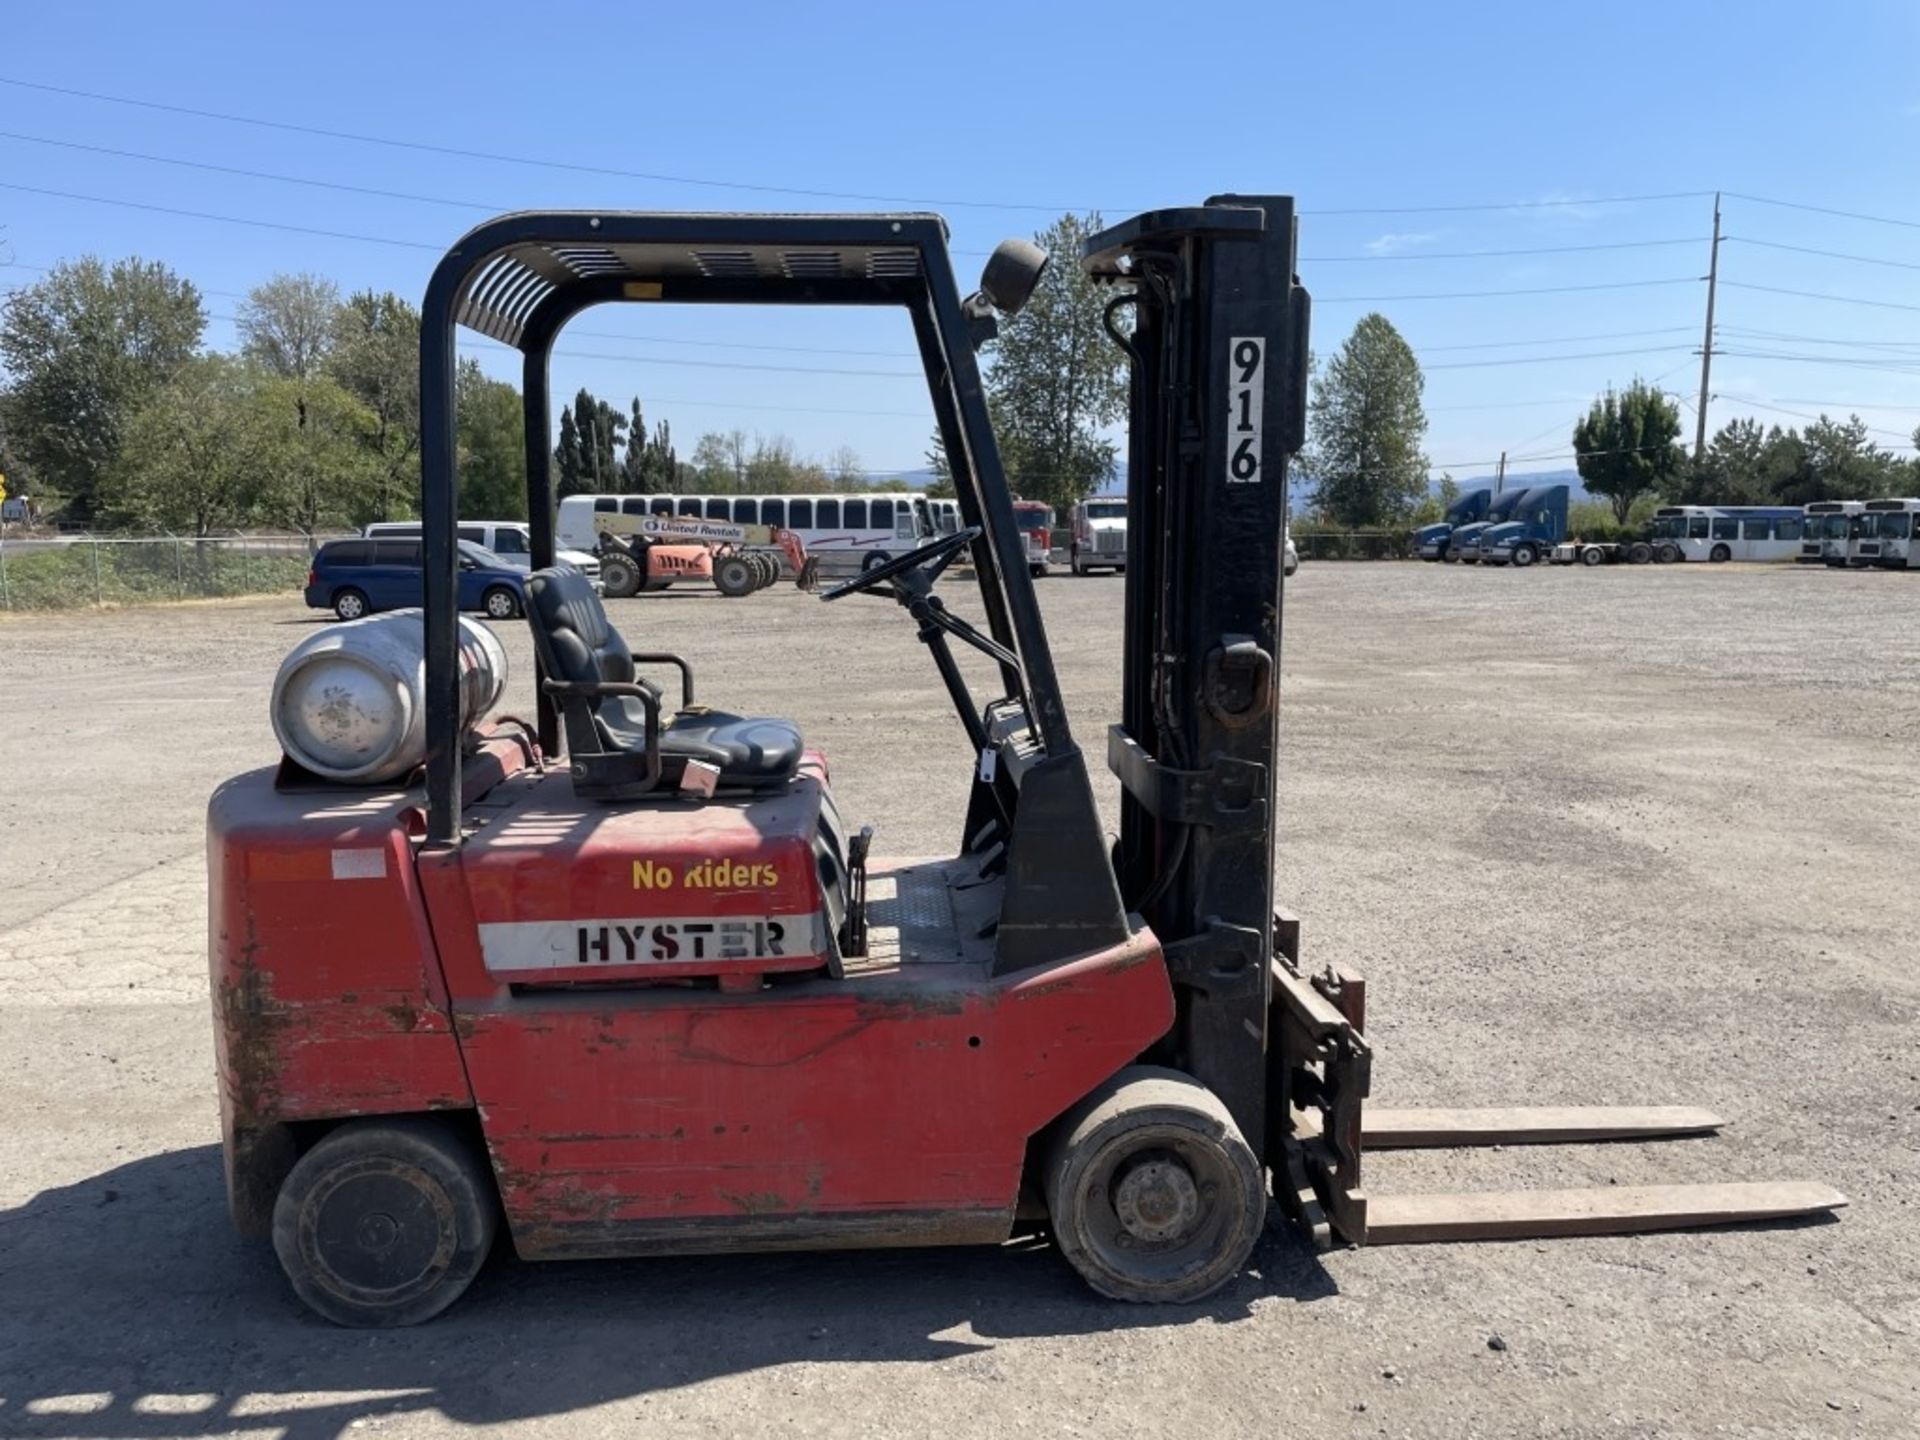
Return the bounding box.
[1494,451,1506,495]
[1695,192,1721,461]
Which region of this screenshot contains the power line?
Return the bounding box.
[0,77,1725,220]
[1725,191,1920,233]
[0,74,1113,214]
[1319,276,1701,303]
[1720,279,1920,315]
[1423,344,1694,371]
[1304,237,1704,262]
[1715,349,1920,377]
[0,179,442,249]
[0,128,505,214]
[1307,191,1713,216]
[1417,325,1696,353]
[1718,325,1920,352]
[1724,235,1920,272]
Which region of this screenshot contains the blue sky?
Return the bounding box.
[2,0,1917,487]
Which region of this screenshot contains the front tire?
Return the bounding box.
[481,586,519,620]
[600,555,641,599]
[1512,543,1538,567]
[271,1118,497,1328]
[1044,1067,1264,1304]
[332,588,370,621]
[714,555,758,597]
[1709,543,1732,563]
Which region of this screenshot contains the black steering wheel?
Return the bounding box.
[819,526,980,602]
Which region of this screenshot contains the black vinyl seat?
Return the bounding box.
[523,567,802,798]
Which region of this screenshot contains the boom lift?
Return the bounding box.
[210,200,1842,1327]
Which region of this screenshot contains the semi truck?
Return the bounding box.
[1415,489,1493,561]
[1481,485,1571,567]
[1445,488,1529,564]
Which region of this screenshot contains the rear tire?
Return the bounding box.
[714,555,758,597]
[1627,541,1654,564]
[271,1118,497,1328]
[481,586,519,620]
[1709,543,1732,563]
[1044,1067,1264,1304]
[1581,546,1605,567]
[1656,542,1682,564]
[332,588,370,622]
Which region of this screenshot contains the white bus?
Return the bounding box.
[558,492,933,577]
[1854,498,1920,569]
[1646,505,1807,563]
[1801,500,1867,567]
[929,498,961,536]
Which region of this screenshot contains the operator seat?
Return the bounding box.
[523,567,802,798]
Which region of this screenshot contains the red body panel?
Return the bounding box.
[211,749,1176,1258]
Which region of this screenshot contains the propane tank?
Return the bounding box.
[270,610,508,784]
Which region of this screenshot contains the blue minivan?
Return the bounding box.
[305,538,527,621]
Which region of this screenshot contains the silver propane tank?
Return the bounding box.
[270,610,508,784]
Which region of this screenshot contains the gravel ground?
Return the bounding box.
[1,561,1916,1439]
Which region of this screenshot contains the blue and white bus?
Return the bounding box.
[1647,505,1807,563]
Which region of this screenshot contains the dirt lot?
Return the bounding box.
[2,563,1916,1438]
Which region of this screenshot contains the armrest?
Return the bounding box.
[541,678,662,794]
[629,652,695,708]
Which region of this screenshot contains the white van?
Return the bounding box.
[363,521,601,585]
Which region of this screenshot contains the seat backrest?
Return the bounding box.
[525,567,634,687]
[525,568,639,759]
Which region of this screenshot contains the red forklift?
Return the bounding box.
[210,200,1842,1327]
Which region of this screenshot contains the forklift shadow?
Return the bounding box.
[0,1146,1337,1440]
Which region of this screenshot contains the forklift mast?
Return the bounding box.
[1084,199,1312,1160]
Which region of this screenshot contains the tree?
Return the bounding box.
[562,386,624,492]
[555,406,585,495]
[238,273,339,380]
[0,257,205,521]
[827,445,864,490]
[924,429,956,499]
[253,374,383,537]
[640,418,678,487]
[1304,313,1430,527]
[983,213,1127,511]
[1796,414,1903,502]
[326,291,420,520]
[456,362,525,520]
[99,356,273,536]
[621,398,649,487]
[1682,417,1772,505]
[1572,379,1684,524]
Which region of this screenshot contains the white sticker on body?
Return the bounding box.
[1225,336,1266,485]
[479,912,829,972]
[330,848,388,880]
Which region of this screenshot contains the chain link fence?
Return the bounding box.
[0,532,343,611]
[1292,529,1417,561]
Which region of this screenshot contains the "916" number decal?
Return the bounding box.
[1226,336,1265,485]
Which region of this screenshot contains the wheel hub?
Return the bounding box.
[355,1211,400,1254]
[1112,1157,1201,1242]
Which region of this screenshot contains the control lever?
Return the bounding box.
[844,825,875,958]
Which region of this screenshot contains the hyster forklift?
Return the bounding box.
[210,199,1843,1327]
